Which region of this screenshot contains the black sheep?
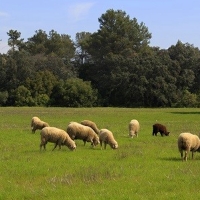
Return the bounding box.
[152,123,170,136]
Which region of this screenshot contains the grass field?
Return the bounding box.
[0,107,200,199]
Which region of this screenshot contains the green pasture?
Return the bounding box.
[0,107,200,199]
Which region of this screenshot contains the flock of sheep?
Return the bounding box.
[31,116,200,161]
[31,116,119,151]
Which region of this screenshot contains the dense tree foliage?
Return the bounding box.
[50,78,98,107]
[1,9,200,107]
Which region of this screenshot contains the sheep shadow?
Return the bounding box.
[158,156,181,162]
[170,111,200,115]
[23,146,75,153]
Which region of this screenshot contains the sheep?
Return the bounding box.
[99,129,118,149]
[177,132,200,161]
[40,127,76,151]
[31,116,50,133]
[80,120,100,135]
[152,123,170,136]
[66,122,100,147]
[128,119,140,138]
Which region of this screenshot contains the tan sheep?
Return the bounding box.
[31,116,50,133]
[129,119,140,138]
[40,127,76,151]
[80,120,100,135]
[177,132,200,161]
[66,122,100,147]
[99,129,118,150]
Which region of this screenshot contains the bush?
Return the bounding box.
[0,91,8,106]
[36,94,50,106]
[175,89,198,107]
[50,78,98,107]
[13,85,35,106]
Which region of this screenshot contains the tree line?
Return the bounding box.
[0,9,200,107]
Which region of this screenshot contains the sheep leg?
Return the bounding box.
[104,142,107,149]
[32,128,36,133]
[100,141,103,150]
[40,143,47,151]
[83,140,87,146]
[192,151,194,159]
[52,143,58,151]
[57,141,63,150]
[184,151,188,161]
[131,134,133,138]
[90,139,96,148]
[180,151,183,160]
[52,139,60,151]
[153,130,158,136]
[40,138,47,150]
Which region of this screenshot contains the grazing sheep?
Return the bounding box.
[177,132,200,161]
[66,122,100,147]
[80,120,100,135]
[152,123,170,136]
[99,129,118,149]
[31,116,50,133]
[129,119,140,138]
[40,127,76,151]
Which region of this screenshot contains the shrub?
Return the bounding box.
[175,89,198,107]
[0,91,8,106]
[13,85,35,106]
[50,78,98,107]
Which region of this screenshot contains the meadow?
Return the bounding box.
[0,107,200,200]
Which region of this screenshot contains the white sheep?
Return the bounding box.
[177,132,200,161]
[99,129,118,150]
[40,127,76,151]
[31,116,50,133]
[66,122,100,147]
[129,119,140,138]
[80,120,100,135]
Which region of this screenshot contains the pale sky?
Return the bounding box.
[0,0,200,53]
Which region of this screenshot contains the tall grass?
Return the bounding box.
[0,107,200,199]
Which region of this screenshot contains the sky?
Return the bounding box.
[0,0,200,53]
